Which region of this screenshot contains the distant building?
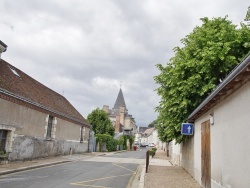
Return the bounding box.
[140,127,159,146]
[103,88,137,135]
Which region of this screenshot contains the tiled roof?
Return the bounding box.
[143,127,155,135]
[0,59,89,127]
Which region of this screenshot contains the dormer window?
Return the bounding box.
[9,66,20,77]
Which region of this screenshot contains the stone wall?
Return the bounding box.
[8,135,88,161]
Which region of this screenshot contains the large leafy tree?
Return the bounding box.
[154,16,250,143]
[148,120,158,128]
[87,108,114,136]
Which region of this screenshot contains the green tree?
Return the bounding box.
[148,120,158,128]
[87,108,114,136]
[154,16,250,143]
[156,123,168,142]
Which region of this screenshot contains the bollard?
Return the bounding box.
[146,150,149,173]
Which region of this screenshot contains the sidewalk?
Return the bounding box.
[129,149,200,188]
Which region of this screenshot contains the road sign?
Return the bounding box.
[181,123,194,135]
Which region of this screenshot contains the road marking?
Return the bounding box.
[71,184,109,188]
[71,163,135,187]
[0,175,48,183]
[70,173,132,187]
[112,163,134,173]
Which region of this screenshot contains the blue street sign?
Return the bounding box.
[181,123,194,135]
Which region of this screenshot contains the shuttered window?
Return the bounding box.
[46,116,53,138]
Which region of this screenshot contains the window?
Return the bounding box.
[80,126,85,143]
[46,116,53,139]
[0,130,8,151]
[9,66,20,77]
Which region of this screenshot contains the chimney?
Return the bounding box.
[102,105,109,113]
[0,40,7,60]
[115,114,120,133]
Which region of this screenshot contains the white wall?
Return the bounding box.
[152,130,159,146]
[147,135,153,144]
[209,82,250,188]
[182,82,250,187]
[141,137,148,143]
[169,139,181,166]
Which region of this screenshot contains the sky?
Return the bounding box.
[0,0,249,127]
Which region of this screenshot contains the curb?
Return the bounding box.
[127,161,145,188]
[0,151,129,176]
[114,150,127,154]
[0,160,71,176]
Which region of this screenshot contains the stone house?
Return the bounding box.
[103,88,137,135]
[181,54,250,187]
[0,41,90,161]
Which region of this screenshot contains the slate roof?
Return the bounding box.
[0,59,89,127]
[113,88,127,109]
[139,127,149,133]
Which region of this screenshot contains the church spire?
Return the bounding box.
[113,88,127,109]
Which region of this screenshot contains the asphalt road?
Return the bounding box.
[0,148,148,188]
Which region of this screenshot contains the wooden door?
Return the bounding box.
[201,120,211,188]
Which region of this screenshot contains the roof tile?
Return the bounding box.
[0,59,88,126]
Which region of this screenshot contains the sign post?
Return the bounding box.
[181,123,194,135]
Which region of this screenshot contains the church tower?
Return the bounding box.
[102,88,136,134]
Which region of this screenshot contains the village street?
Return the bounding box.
[0,148,147,188]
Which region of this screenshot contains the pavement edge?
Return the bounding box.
[127,161,145,188]
[0,160,71,176]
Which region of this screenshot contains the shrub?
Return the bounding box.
[95,134,118,152]
[117,135,135,150]
[148,149,156,157]
[0,151,7,160]
[152,147,157,152]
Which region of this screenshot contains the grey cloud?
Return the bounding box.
[0,0,249,126]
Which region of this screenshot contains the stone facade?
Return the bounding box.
[103,89,137,135]
[0,53,90,161]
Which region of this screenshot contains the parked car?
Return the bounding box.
[140,142,148,147]
[148,143,155,147]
